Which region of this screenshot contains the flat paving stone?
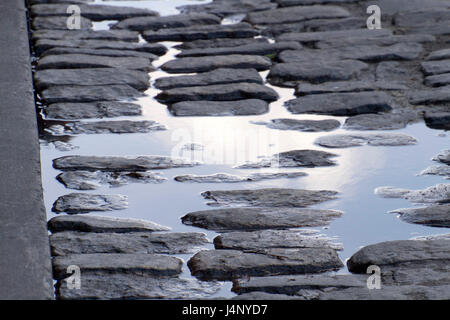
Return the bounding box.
[246,5,350,25]
[277,28,391,43]
[142,23,259,42]
[390,204,450,228]
[268,60,368,87]
[48,215,171,233]
[32,16,92,30]
[255,119,341,132]
[161,55,271,73]
[419,165,450,180]
[52,193,128,214]
[31,4,158,21]
[276,0,360,5]
[316,34,435,49]
[182,207,343,231]
[154,68,263,90]
[41,47,158,60]
[57,170,166,190]
[53,155,199,171]
[285,92,392,116]
[34,68,150,91]
[156,83,279,103]
[53,253,182,280]
[433,150,450,165]
[375,183,450,204]
[409,86,450,105]
[41,84,143,103]
[422,60,450,76]
[179,0,277,17]
[174,172,307,183]
[48,120,166,135]
[395,8,450,30]
[188,248,343,281]
[425,73,450,87]
[427,49,450,61]
[177,41,302,57]
[169,99,269,116]
[343,113,417,131]
[50,231,208,256]
[201,188,338,207]
[295,80,408,96]
[112,13,221,31]
[32,29,140,42]
[376,61,422,84]
[45,101,142,120]
[315,133,418,148]
[424,111,450,130]
[236,149,338,168]
[175,37,269,50]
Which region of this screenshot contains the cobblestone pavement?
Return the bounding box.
[27,0,449,299]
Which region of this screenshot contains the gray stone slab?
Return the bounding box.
[375,184,450,204]
[32,16,92,30]
[175,37,269,50]
[315,133,418,148]
[395,8,450,28]
[179,0,276,17]
[422,60,450,76]
[390,204,450,228]
[419,165,450,179]
[41,47,158,60]
[174,172,307,183]
[48,215,170,233]
[409,86,450,105]
[45,101,142,120]
[427,49,450,61]
[276,0,360,5]
[52,193,128,214]
[296,81,407,96]
[169,99,269,116]
[316,34,435,49]
[32,29,139,42]
[48,120,166,135]
[433,150,450,165]
[277,28,391,43]
[256,119,341,132]
[182,207,342,231]
[424,111,450,130]
[162,55,271,73]
[425,73,450,87]
[343,113,417,131]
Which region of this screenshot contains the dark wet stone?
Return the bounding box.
[255,119,341,132]
[347,239,450,274]
[233,292,301,300]
[161,55,271,73]
[375,61,423,84]
[395,8,450,32]
[56,273,220,300]
[179,0,277,17]
[41,47,158,60]
[201,188,338,208]
[53,155,199,171]
[343,113,417,131]
[188,248,343,281]
[31,4,158,21]
[424,112,450,130]
[48,215,170,233]
[285,92,392,116]
[154,68,263,90]
[35,39,167,56]
[169,99,269,116]
[268,60,368,87]
[434,150,450,165]
[45,101,142,120]
[277,28,391,44]
[409,86,450,105]
[375,184,450,204]
[246,5,350,25]
[41,84,143,103]
[57,170,166,190]
[34,68,150,91]
[214,229,343,251]
[315,133,418,148]
[427,49,450,61]
[317,34,435,49]
[182,207,342,231]
[425,73,450,87]
[175,37,269,50]
[142,23,258,42]
[237,149,338,168]
[48,120,165,135]
[177,41,302,58]
[32,16,92,30]
[112,13,221,31]
[37,54,154,71]
[276,0,360,5]
[50,231,208,256]
[390,204,450,228]
[31,0,93,3]
[174,172,307,183]
[156,83,278,103]
[422,60,450,76]
[32,29,139,42]
[419,165,450,179]
[296,81,407,96]
[53,253,182,280]
[52,193,128,214]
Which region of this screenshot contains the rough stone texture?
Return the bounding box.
[315,133,418,148]
[376,61,423,84]
[156,83,279,103]
[286,92,392,116]
[52,193,128,214]
[409,86,450,105]
[161,55,271,73]
[32,29,140,42]
[142,23,259,42]
[427,49,450,61]
[276,0,361,6]
[182,207,343,231]
[175,37,269,50]
[343,113,416,131]
[41,47,158,60]
[45,101,142,120]
[53,253,182,280]
[433,150,450,165]
[375,184,450,204]
[424,112,450,130]
[188,248,343,280]
[255,119,341,132]
[34,68,150,91]
[296,81,408,96]
[395,8,450,35]
[317,34,435,49]
[155,68,262,90]
[425,73,450,87]
[179,0,277,17]
[41,84,143,103]
[48,120,166,135]
[277,28,391,43]
[48,215,170,233]
[32,16,92,30]
[53,155,199,171]
[422,60,450,76]
[237,149,338,168]
[202,188,338,207]
[419,165,450,179]
[169,99,269,116]
[112,13,221,31]
[268,60,368,87]
[390,204,450,228]
[174,172,307,183]
[50,231,208,255]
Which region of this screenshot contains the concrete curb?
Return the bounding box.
[0,0,53,299]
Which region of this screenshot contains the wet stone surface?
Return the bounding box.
[48,120,166,135]
[315,133,418,148]
[169,99,269,117]
[44,101,142,120]
[32,16,92,30]
[52,193,128,214]
[179,0,277,17]
[295,81,408,96]
[390,204,450,228]
[343,113,417,131]
[31,29,140,42]
[375,184,450,204]
[254,119,341,132]
[174,172,307,183]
